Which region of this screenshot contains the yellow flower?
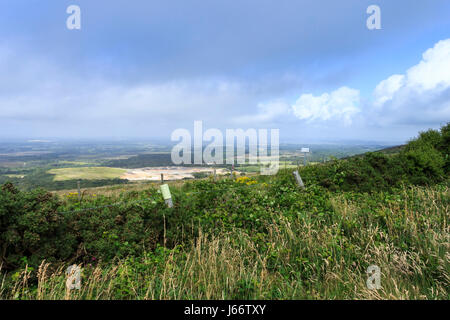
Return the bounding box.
[236,176,257,185]
[236,176,250,183]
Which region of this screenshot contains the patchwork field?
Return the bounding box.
[48,167,127,181]
[48,166,231,182]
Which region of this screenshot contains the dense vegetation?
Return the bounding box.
[0,124,448,299]
[299,126,448,193]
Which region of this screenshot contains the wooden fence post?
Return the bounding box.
[230,164,235,180]
[77,180,81,202]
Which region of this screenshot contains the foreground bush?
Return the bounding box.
[1,184,448,300]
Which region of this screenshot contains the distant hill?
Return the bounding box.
[377,144,406,155]
[342,144,405,160]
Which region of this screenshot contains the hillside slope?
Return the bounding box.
[0,124,448,300]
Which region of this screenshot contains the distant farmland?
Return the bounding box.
[48,167,127,181]
[48,166,229,182]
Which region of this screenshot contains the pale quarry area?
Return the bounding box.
[121,166,230,181]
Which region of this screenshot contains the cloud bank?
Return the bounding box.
[291,39,450,127]
[292,87,360,126]
[1,1,449,142]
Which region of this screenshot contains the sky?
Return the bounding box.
[0,0,449,143]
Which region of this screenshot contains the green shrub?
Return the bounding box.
[0,183,75,269]
[401,144,445,184]
[298,123,449,192]
[439,123,450,173]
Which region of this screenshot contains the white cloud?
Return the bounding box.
[375,39,450,99]
[289,38,450,128]
[372,38,450,124]
[291,86,360,125]
[234,100,291,124]
[407,39,450,91]
[374,74,405,107]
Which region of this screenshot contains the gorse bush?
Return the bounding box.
[0,124,448,299]
[1,184,448,300]
[0,184,170,270]
[439,123,450,171]
[0,183,73,269]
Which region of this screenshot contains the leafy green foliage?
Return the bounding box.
[299,124,448,192]
[0,183,74,269]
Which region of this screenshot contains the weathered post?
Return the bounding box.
[77,180,81,202]
[161,173,164,184]
[293,170,305,189]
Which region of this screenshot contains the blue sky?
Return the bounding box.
[0,0,449,143]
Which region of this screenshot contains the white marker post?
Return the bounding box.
[160,184,173,208]
[293,170,305,189]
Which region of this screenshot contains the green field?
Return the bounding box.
[4,174,24,179]
[55,161,93,166]
[48,167,127,181]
